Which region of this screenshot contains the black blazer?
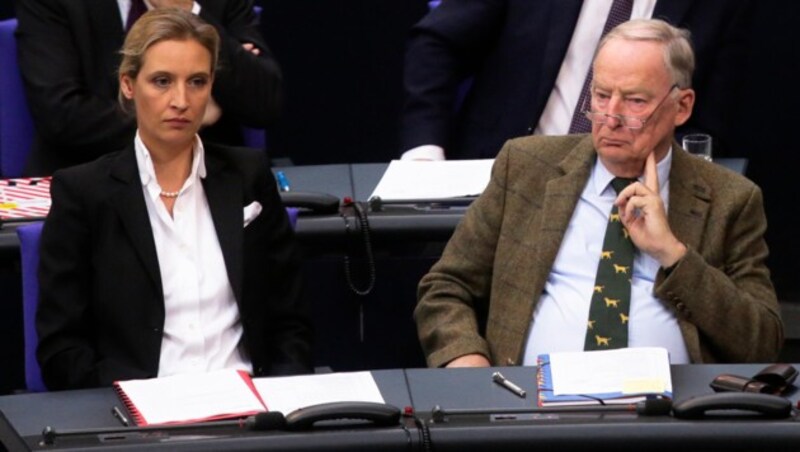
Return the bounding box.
[16,0,282,176]
[36,143,312,390]
[400,0,752,159]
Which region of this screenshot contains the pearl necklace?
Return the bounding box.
[159,190,180,198]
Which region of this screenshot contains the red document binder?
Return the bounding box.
[113,369,268,426]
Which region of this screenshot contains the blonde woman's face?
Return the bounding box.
[120,38,213,152]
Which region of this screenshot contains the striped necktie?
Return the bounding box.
[568,0,634,134]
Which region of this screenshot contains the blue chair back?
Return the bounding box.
[0,18,35,178]
[286,207,298,230]
[17,221,46,392]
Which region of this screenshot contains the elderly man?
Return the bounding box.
[414,19,782,368]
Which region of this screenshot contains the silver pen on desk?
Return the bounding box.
[492,371,527,398]
[112,405,130,427]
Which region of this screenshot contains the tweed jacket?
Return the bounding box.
[415,134,782,367]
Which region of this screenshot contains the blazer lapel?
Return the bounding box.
[109,146,163,291]
[667,144,711,252]
[202,148,244,304]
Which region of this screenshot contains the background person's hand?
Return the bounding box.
[242,42,261,56]
[202,96,222,126]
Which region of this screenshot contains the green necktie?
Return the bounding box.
[584,177,636,350]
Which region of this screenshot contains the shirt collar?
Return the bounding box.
[592,147,673,196]
[134,132,207,199]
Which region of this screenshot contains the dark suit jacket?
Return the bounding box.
[415,135,782,366]
[16,0,282,176]
[401,0,752,159]
[36,142,312,390]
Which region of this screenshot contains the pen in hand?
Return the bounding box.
[112,406,130,427]
[276,171,291,192]
[492,371,527,398]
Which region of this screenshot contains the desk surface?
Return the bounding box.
[1,364,798,451]
[0,370,413,451]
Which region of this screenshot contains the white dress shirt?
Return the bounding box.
[522,148,690,364]
[134,133,253,377]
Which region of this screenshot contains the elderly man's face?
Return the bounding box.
[590,39,694,177]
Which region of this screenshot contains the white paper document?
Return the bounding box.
[549,347,672,396]
[369,159,494,201]
[253,371,385,415]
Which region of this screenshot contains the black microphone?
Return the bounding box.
[430,399,673,423]
[42,411,287,445]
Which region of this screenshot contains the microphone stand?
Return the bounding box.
[429,399,673,423]
[41,412,287,446]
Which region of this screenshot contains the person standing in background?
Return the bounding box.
[16,0,282,175]
[400,0,751,161]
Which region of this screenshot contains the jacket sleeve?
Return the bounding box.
[400,0,506,154]
[199,0,282,127]
[36,171,101,390]
[16,0,135,163]
[655,184,783,363]
[414,144,511,367]
[247,152,313,375]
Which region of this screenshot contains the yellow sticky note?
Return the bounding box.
[0,202,18,209]
[622,378,666,394]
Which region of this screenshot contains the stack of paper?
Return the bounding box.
[369,159,494,201]
[536,347,672,406]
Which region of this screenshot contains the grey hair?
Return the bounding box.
[596,18,695,89]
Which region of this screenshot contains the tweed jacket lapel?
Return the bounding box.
[533,139,596,291]
[109,145,162,292]
[500,138,596,363]
[667,143,711,252]
[664,145,712,360]
[202,146,245,305]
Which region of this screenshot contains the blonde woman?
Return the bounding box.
[36,9,311,390]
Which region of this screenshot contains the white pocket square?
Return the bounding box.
[243,201,263,227]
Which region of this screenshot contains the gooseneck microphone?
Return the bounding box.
[429,398,673,423]
[41,411,287,446]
